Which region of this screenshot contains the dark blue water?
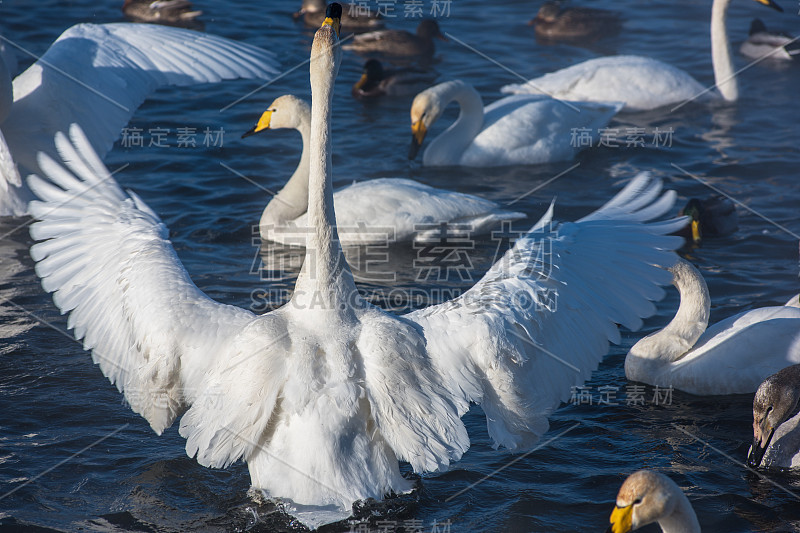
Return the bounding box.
[2,0,800,531]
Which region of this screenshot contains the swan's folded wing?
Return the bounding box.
[5,22,278,173]
[406,173,684,450]
[28,124,259,437]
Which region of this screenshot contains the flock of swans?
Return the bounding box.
[3,0,799,531]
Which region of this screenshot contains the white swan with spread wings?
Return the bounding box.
[28,7,684,527]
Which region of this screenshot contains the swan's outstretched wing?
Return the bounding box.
[28,124,265,444]
[499,56,706,112]
[406,173,684,450]
[4,22,278,176]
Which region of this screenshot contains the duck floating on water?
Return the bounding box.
[530,1,622,42]
[351,59,438,99]
[740,18,800,60]
[343,19,446,58]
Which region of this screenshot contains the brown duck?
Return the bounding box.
[531,1,621,42]
[343,19,445,58]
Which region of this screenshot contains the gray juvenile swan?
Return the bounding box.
[748,364,800,469]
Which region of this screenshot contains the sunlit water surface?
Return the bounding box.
[1,1,800,531]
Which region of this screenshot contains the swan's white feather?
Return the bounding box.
[30,124,683,518]
[1,22,278,215]
[500,56,707,112]
[406,172,683,449]
[29,125,258,436]
[458,94,623,167]
[663,307,800,394]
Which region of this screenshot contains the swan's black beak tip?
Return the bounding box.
[408,137,421,160]
[747,432,772,469]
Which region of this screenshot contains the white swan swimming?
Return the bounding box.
[501,0,784,112]
[408,80,622,167]
[606,470,700,533]
[748,364,800,469]
[0,22,277,215]
[28,6,685,528]
[625,258,800,395]
[242,94,525,246]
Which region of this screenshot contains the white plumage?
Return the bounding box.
[501,56,707,113]
[29,20,683,528]
[626,258,800,395]
[408,80,622,167]
[501,0,782,111]
[245,95,524,246]
[0,22,278,215]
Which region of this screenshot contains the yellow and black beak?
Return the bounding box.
[322,2,342,37]
[242,109,273,139]
[606,504,634,533]
[754,0,783,12]
[409,120,427,160]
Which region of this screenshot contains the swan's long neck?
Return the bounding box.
[710,0,737,101]
[658,492,701,533]
[424,81,484,165]
[292,29,357,310]
[626,259,710,379]
[259,106,311,230]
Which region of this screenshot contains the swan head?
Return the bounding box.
[748,364,800,467]
[606,470,686,533]
[241,95,310,138]
[408,84,447,160]
[321,2,342,38]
